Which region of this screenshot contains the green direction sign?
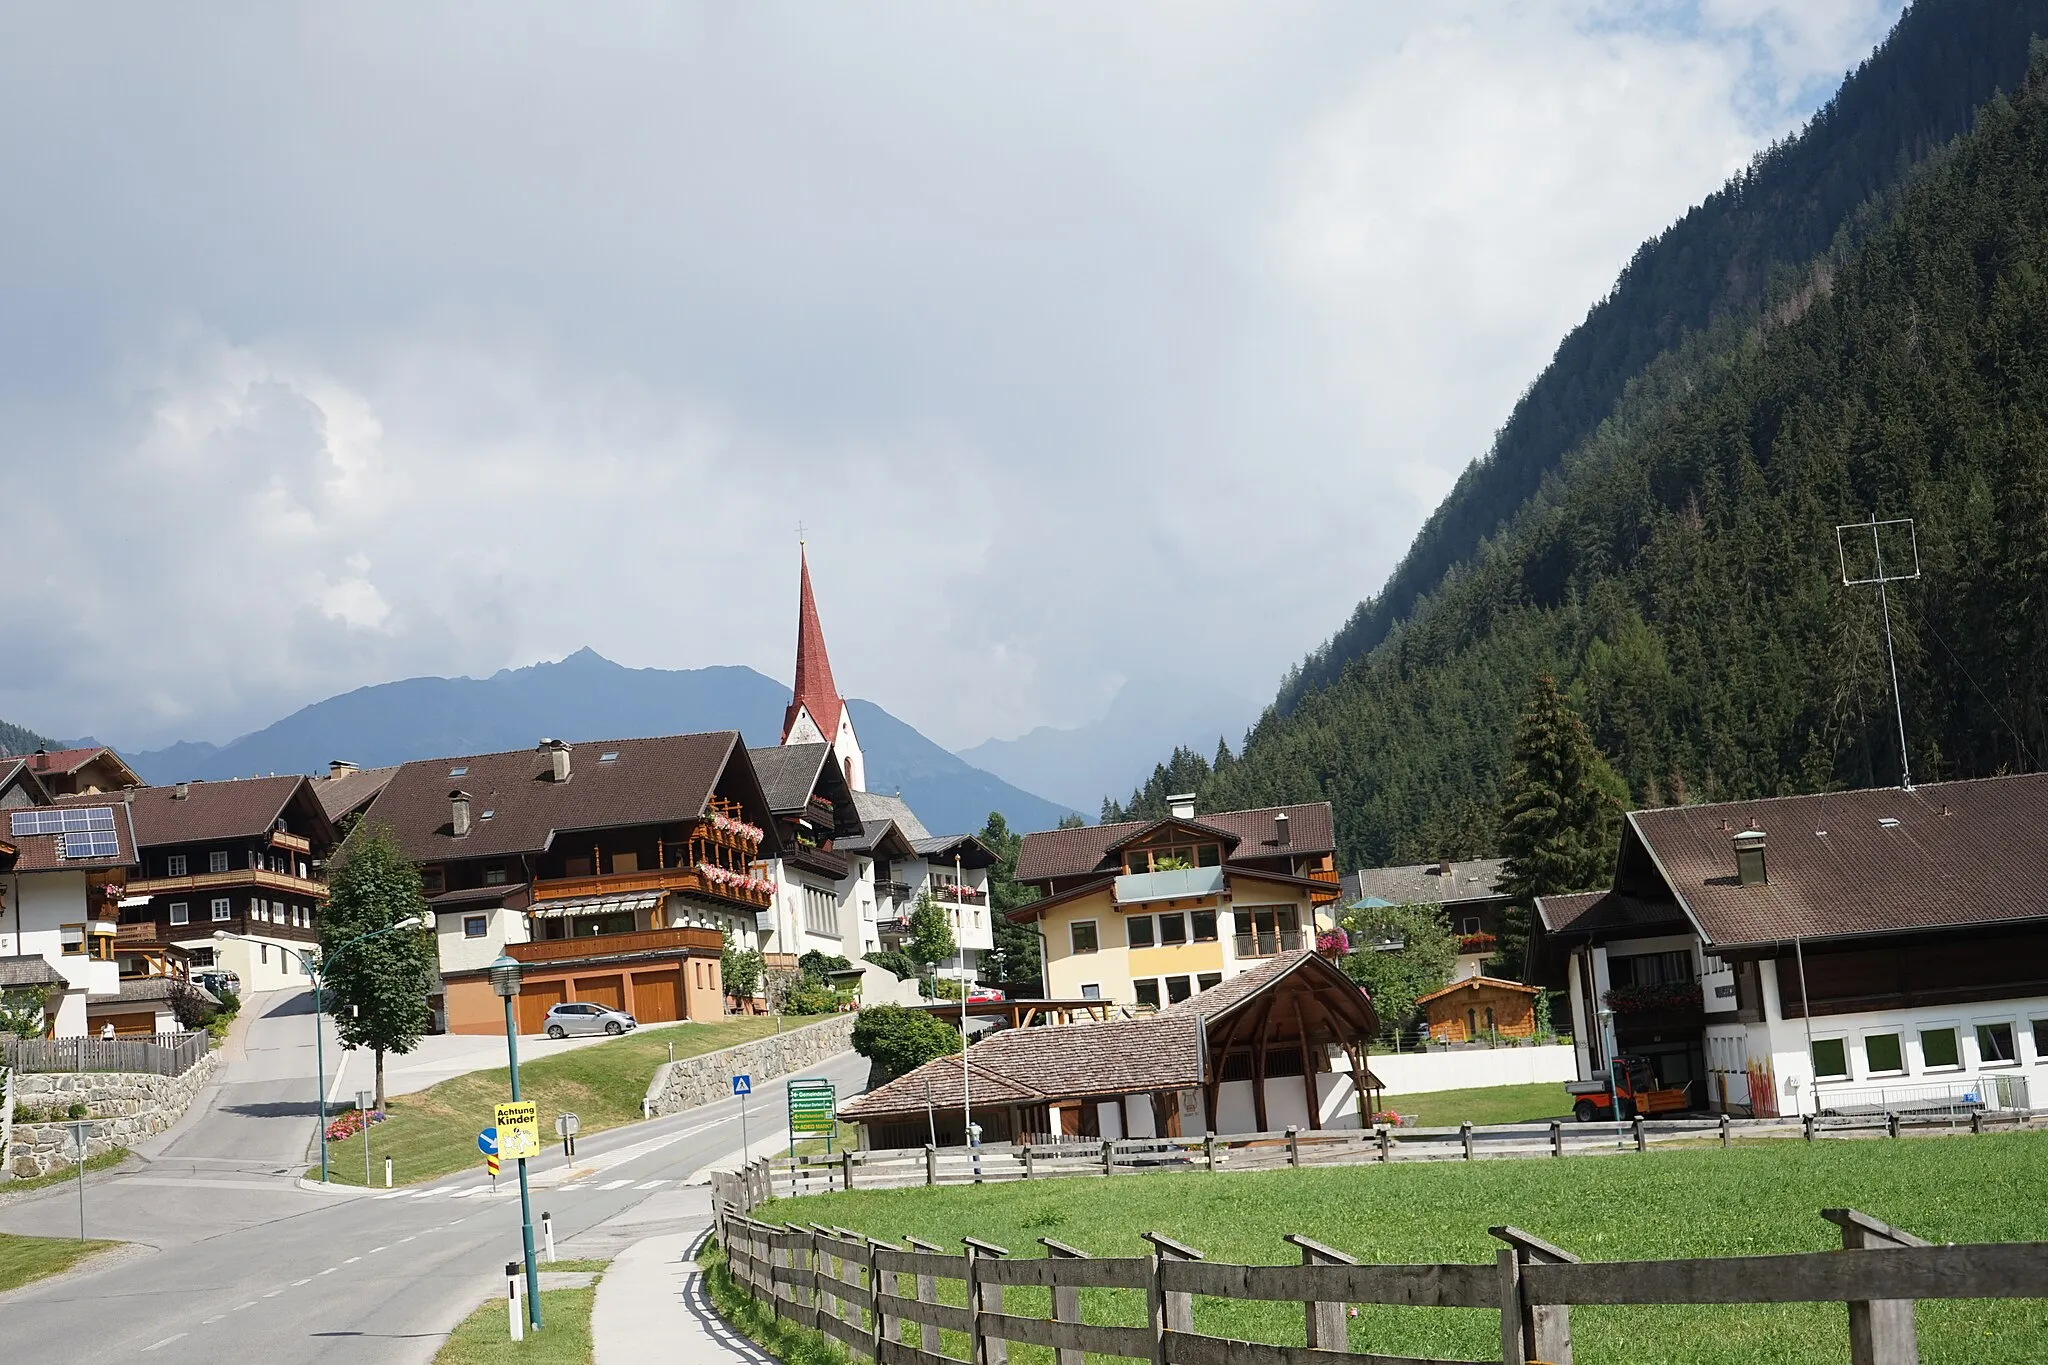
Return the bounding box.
[787,1079,837,1155]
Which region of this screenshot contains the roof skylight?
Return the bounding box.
[449,765,469,777]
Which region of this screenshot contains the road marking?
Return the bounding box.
[561,1183,585,1190]
[374,1192,406,1200]
[344,1256,361,1264]
[201,1315,225,1324]
[399,1235,416,1244]
[450,1188,485,1199]
[449,1217,466,1225]
[143,1334,187,1351]
[292,1278,310,1286]
[598,1179,632,1190]
[635,1179,669,1189]
[368,1246,387,1255]
[264,1289,284,1298]
[319,1267,336,1275]
[233,1300,257,1311]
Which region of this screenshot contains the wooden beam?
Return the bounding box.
[1250,994,1275,1133]
[1292,998,1321,1130]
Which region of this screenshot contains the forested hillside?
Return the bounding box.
[1120,45,2048,872]
[0,717,53,757]
[1276,0,2048,717]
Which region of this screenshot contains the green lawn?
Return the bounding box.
[1377,1080,1573,1127]
[327,1017,783,1186]
[432,1260,610,1365]
[753,1129,2048,1365]
[0,1232,121,1293]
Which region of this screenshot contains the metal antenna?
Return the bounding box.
[1836,515,1921,789]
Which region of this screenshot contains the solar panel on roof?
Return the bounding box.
[58,831,120,859]
[9,807,115,836]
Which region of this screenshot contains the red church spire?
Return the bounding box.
[782,545,845,744]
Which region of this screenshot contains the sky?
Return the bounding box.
[0,1,1905,754]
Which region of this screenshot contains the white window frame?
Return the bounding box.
[1079,983,1101,1000]
[167,854,188,877]
[1917,1023,1963,1072]
[1809,1035,1850,1083]
[2031,1018,2048,1065]
[1861,1031,1906,1078]
[1974,1018,2020,1068]
[208,850,230,874]
[211,898,231,922]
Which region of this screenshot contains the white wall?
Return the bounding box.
[1370,1044,1579,1096]
[433,903,530,975]
[1755,993,2048,1116]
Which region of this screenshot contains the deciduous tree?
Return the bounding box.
[320,823,437,1107]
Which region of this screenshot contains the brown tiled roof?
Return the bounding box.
[1628,773,2048,948]
[1015,803,1336,883]
[314,765,399,823]
[64,776,331,849]
[3,800,139,872]
[1534,890,1687,938]
[1347,858,1508,907]
[361,732,772,863]
[840,1012,1204,1120]
[23,746,141,787]
[1415,975,1539,1006]
[429,883,530,908]
[1161,949,1378,1034]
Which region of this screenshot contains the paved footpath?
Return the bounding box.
[589,1200,773,1365]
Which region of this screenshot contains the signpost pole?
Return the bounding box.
[734,1074,751,1165]
[502,994,542,1330]
[358,1088,374,1186]
[69,1121,89,1242]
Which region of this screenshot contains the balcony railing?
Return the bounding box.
[1458,932,1498,955]
[874,879,911,902]
[268,829,312,854]
[509,925,724,964]
[532,863,774,910]
[127,866,329,900]
[931,883,987,906]
[1235,929,1303,959]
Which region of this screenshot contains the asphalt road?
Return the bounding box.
[0,988,869,1364]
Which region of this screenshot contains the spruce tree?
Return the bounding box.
[1491,675,1627,978]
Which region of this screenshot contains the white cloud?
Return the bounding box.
[0,2,1904,754]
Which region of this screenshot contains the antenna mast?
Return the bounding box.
[1836,515,1921,790]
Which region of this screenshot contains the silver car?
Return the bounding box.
[542,1002,637,1039]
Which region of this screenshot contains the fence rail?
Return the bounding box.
[708,1193,2048,1365]
[0,1031,209,1077]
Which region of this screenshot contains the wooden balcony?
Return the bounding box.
[531,864,773,910]
[268,829,313,854]
[127,866,328,900]
[508,925,723,965]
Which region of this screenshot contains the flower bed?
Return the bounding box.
[325,1108,388,1142]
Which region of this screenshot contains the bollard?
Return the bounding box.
[1550,1119,1563,1157]
[1460,1121,1474,1161]
[1377,1126,1391,1163]
[1101,1138,1114,1176]
[506,1261,524,1342]
[925,1144,938,1186]
[1886,1112,1901,1140]
[1720,1113,1731,1149]
[1971,1111,1984,1136]
[1286,1126,1301,1168]
[543,1211,556,1262]
[1204,1132,1218,1172]
[1631,1116,1645,1152]
[1803,1113,1816,1142]
[384,1156,393,1188]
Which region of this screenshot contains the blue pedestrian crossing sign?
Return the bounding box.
[732,1074,751,1097]
[477,1127,499,1157]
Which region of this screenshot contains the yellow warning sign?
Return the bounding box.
[494,1101,541,1159]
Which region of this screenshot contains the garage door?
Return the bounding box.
[575,974,625,1012]
[631,970,682,1024]
[516,979,568,1034]
[99,1011,158,1038]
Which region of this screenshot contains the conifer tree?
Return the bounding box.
[1491,675,1627,978]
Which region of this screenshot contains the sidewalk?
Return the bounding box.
[590,1216,774,1364]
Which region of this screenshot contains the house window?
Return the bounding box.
[1125,853,1149,875]
[803,886,839,937]
[1864,1032,1904,1076]
[260,944,269,965]
[189,947,213,967]
[1158,913,1187,946]
[1134,979,1161,1009]
[1126,916,1155,949]
[1920,1027,1960,1070]
[211,898,231,922]
[1165,975,1193,1005]
[1459,916,1482,936]
[167,854,188,877]
[169,902,190,926]
[209,850,230,874]
[483,867,509,886]
[1234,906,1299,956]
[60,925,86,955]
[1196,844,1221,867]
[1976,1022,2018,1066]
[1079,983,1101,1000]
[2033,1019,2048,1062]
[1608,949,1695,988]
[421,867,446,894]
[1811,1038,1848,1081]
[1196,972,1222,992]
[463,915,488,939]
[1070,921,1098,954]
[1191,910,1217,943]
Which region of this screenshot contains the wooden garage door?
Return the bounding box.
[575,974,625,1012]
[631,970,683,1024]
[516,979,568,1034]
[101,1011,158,1038]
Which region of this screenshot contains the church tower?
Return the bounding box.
[781,545,865,792]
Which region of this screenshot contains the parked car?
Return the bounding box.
[965,984,1005,1004]
[542,1002,637,1038]
[193,969,240,998]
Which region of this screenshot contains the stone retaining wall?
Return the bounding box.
[646,1014,857,1117]
[5,1049,219,1179]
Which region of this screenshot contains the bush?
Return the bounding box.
[863,949,921,982]
[851,1004,961,1082]
[798,951,852,983]
[785,981,854,1016]
[66,1102,88,1120]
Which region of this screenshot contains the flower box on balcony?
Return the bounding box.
[1603,982,1704,1015]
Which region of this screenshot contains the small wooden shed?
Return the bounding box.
[1417,975,1539,1043]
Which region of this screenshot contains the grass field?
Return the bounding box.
[326,1017,782,1186]
[755,1129,2048,1365]
[431,1260,610,1365]
[1378,1080,1570,1126]
[0,1232,121,1293]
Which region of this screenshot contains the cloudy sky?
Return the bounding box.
[0,1,1903,753]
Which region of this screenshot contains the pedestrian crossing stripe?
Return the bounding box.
[598,1179,631,1190]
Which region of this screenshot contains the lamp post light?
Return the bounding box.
[490,953,543,1331]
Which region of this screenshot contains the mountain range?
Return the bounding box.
[17,649,1079,837]
[1118,0,2048,867]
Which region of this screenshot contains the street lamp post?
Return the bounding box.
[214,913,429,1184]
[491,953,543,1331]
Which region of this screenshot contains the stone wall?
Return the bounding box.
[5,1049,218,1179]
[647,1013,857,1117]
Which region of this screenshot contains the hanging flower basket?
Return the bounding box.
[1316,928,1352,957]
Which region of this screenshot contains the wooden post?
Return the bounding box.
[1377,1126,1391,1163]
[1203,1132,1217,1172]
[1040,1237,1091,1365]
[1822,1208,1926,1365]
[1461,1120,1475,1160]
[926,1143,938,1186]
[1971,1111,1984,1136]
[1023,1143,1035,1179]
[1720,1114,1731,1148]
[1284,1233,1358,1351]
[906,1235,945,1356]
[1631,1116,1645,1152]
[1101,1137,1115,1177]
[1142,1232,1203,1365]
[867,1237,895,1357]
[1550,1120,1563,1157]
[1885,1112,1901,1140]
[834,1227,867,1325]
[1491,1225,1578,1365]
[1803,1113,1816,1142]
[807,1227,833,1324]
[963,1236,1010,1365]
[841,1150,855,1190]
[1286,1126,1301,1167]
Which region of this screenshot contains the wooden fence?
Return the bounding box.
[0,1031,209,1077]
[709,1196,2048,1365]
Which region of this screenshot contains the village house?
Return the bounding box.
[1533,772,2048,1118]
[313,759,397,832]
[1416,974,1540,1044]
[101,774,337,998]
[1007,795,1343,1011]
[0,757,139,1036]
[838,950,1380,1146]
[13,745,142,797]
[363,732,777,1034]
[1346,856,1510,980]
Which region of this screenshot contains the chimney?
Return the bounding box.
[450,790,473,838]
[539,739,571,783]
[329,759,359,779]
[31,746,48,770]
[1437,858,1453,876]
[1273,811,1291,846]
[1168,793,1196,820]
[1733,828,1767,886]
[173,782,190,801]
